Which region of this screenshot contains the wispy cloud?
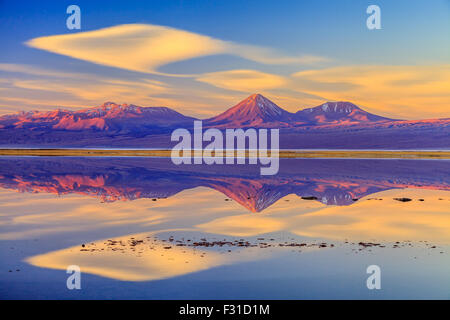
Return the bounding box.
[26,24,328,75]
[196,69,286,92]
[0,63,82,78]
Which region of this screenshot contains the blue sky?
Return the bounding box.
[0,0,449,118]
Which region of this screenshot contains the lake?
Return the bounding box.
[0,157,449,299]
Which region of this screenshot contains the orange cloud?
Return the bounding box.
[26,24,327,75]
[292,65,450,119]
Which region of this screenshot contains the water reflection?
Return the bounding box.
[0,157,448,211]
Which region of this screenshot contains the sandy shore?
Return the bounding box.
[0,149,449,159]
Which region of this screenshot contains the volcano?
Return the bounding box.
[204,93,295,128]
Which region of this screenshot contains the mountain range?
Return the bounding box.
[0,93,449,149]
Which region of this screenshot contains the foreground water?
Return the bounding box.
[0,157,449,299]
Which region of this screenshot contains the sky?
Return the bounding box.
[0,0,449,119]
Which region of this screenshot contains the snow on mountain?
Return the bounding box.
[295,101,394,125]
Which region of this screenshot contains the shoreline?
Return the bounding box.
[0,149,449,159]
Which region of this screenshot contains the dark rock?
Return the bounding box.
[394,197,412,202]
[301,196,318,200]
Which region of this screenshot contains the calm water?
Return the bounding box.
[0,157,449,299]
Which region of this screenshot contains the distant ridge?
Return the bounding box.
[0,101,196,132]
[0,94,397,131]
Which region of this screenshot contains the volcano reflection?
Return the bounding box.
[0,157,448,212]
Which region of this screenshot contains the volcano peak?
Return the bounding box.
[204,94,293,128]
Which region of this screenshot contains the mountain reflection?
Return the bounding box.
[0,157,448,212]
